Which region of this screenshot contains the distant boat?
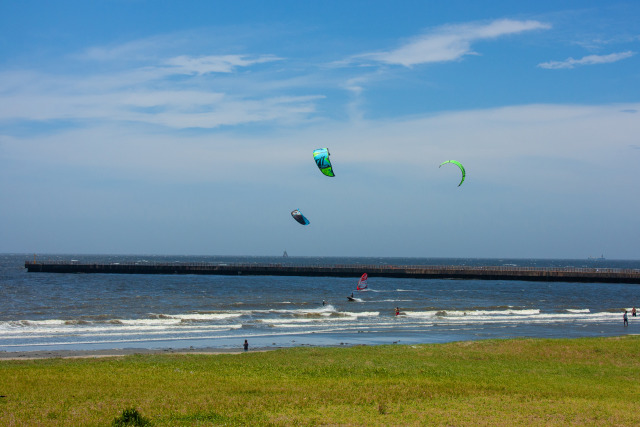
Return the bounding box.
[283,250,288,258]
[588,255,605,260]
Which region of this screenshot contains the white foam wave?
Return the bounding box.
[260,316,359,325]
[400,309,620,323]
[0,325,243,340]
[264,305,337,316]
[341,311,380,318]
[164,313,243,321]
[0,306,627,351]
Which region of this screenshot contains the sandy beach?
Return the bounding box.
[0,346,275,360]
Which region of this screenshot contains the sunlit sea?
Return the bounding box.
[1,254,639,353]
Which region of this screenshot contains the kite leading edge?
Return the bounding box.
[439,160,466,187]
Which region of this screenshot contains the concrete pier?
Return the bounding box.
[24,261,640,283]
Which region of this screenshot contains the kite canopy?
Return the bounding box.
[439,160,466,186]
[291,209,310,225]
[313,148,335,177]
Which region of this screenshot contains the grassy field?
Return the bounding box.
[1,336,640,426]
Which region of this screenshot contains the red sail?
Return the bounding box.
[357,273,368,290]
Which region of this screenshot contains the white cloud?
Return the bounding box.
[357,19,550,67]
[164,54,282,75]
[14,101,640,177]
[79,34,199,63]
[538,51,636,69]
[0,51,316,129]
[0,84,321,128]
[5,102,640,257]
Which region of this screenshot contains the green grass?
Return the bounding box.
[1,336,640,425]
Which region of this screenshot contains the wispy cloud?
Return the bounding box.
[538,51,635,69]
[355,19,550,67]
[0,74,322,129]
[0,41,312,129]
[164,54,283,75]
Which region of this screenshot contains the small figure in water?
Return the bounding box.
[351,292,354,298]
[633,307,637,317]
[395,307,400,316]
[623,310,628,327]
[243,339,249,352]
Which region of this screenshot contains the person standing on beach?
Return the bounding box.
[623,310,628,327]
[243,339,249,352]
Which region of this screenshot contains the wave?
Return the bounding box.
[0,325,243,340]
[149,312,244,321]
[341,311,380,318]
[0,307,615,332]
[0,307,625,352]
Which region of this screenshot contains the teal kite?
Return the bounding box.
[313,148,335,177]
[291,209,310,225]
[439,160,466,186]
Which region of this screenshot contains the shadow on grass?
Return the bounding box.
[113,407,152,426]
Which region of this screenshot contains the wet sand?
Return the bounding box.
[0,347,274,360]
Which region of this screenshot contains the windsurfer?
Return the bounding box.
[357,273,368,290]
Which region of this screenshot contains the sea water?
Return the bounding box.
[1,254,638,352]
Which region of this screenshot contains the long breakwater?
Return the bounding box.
[24,261,640,283]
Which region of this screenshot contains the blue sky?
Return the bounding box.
[1,0,639,258]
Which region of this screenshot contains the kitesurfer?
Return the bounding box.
[322,300,326,306]
[395,307,400,316]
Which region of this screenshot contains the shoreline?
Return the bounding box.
[0,346,276,360]
[2,335,636,360]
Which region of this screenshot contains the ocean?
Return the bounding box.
[1,254,638,353]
